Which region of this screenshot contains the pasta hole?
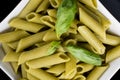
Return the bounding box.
[77,67,83,72]
[27,14,35,20]
[59,54,69,60]
[51,0,57,6]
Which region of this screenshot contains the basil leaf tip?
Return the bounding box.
[66,45,102,66]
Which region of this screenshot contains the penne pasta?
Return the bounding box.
[79,8,106,39]
[59,71,77,80]
[9,18,44,33]
[2,43,21,62]
[36,0,50,13]
[46,63,65,76]
[98,34,120,46]
[27,73,39,80]
[49,0,62,8]
[43,29,59,42]
[18,0,43,18]
[27,68,58,80]
[77,2,101,23]
[2,51,21,62]
[73,74,86,80]
[106,45,120,63]
[26,52,70,68]
[11,62,19,73]
[63,39,77,46]
[87,65,109,80]
[21,64,28,79]
[7,41,19,50]
[16,30,47,52]
[86,5,111,30]
[76,63,94,74]
[79,0,97,9]
[64,53,77,79]
[39,15,56,28]
[35,42,47,47]
[0,30,29,43]
[47,9,57,18]
[18,41,58,65]
[26,12,43,24]
[78,26,105,54]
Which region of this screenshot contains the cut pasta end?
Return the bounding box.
[58,53,70,62]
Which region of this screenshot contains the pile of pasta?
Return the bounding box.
[1,0,120,80]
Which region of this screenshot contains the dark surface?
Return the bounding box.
[0,0,21,22]
[0,0,120,80]
[100,0,120,22]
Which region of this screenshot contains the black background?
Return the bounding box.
[0,0,120,80]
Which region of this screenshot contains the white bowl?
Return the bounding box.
[0,0,120,80]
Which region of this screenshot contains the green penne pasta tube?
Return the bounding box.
[55,0,77,38]
[46,63,65,76]
[79,8,106,39]
[18,0,43,18]
[77,2,101,23]
[11,62,19,73]
[43,30,59,42]
[26,52,70,68]
[98,34,120,46]
[9,18,44,33]
[27,73,39,80]
[7,41,19,49]
[2,43,13,54]
[79,0,97,9]
[26,12,43,24]
[0,30,29,43]
[36,0,50,13]
[21,64,28,79]
[59,71,76,79]
[106,45,120,63]
[73,74,86,80]
[2,51,21,62]
[16,30,47,52]
[40,15,56,28]
[87,65,109,80]
[58,72,66,79]
[2,43,21,62]
[47,9,57,18]
[78,26,105,54]
[27,68,58,80]
[65,53,77,79]
[18,41,60,65]
[49,0,62,8]
[66,45,102,66]
[35,42,47,47]
[76,63,94,74]
[63,39,77,46]
[86,5,111,30]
